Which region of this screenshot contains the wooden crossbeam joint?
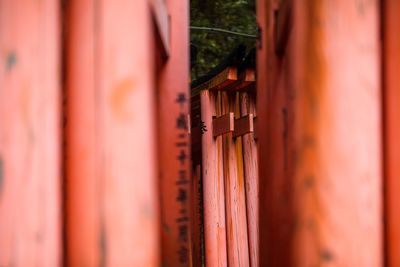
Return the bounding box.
[212,113,234,137]
[233,114,254,138]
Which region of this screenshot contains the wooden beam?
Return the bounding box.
[192,67,238,95]
[212,113,234,137]
[226,69,256,92]
[234,114,254,138]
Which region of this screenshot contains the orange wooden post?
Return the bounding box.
[157,0,191,266]
[257,0,383,265]
[255,1,271,265]
[65,0,99,265]
[382,0,400,266]
[66,0,160,265]
[240,92,258,267]
[200,90,227,267]
[222,92,250,267]
[0,0,61,265]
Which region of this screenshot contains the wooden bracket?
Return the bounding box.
[213,113,234,137]
[233,114,254,138]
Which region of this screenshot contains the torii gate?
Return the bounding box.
[1,0,400,266]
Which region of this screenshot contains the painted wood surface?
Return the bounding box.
[383,0,400,266]
[0,0,61,265]
[191,165,203,267]
[200,90,227,267]
[222,92,250,267]
[65,0,99,265]
[240,92,258,267]
[158,0,191,266]
[66,0,159,265]
[257,0,382,265]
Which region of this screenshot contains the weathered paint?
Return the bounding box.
[222,92,250,267]
[66,0,159,265]
[240,92,259,267]
[200,90,227,267]
[0,0,61,265]
[158,0,191,266]
[382,0,400,266]
[258,0,382,265]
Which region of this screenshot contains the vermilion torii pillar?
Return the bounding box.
[0,0,61,265]
[257,0,383,265]
[383,0,400,266]
[66,0,160,266]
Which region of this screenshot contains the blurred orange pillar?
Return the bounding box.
[383,0,400,266]
[66,0,160,266]
[157,0,191,266]
[257,0,383,266]
[0,0,61,266]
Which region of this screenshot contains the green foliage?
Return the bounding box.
[190,0,256,80]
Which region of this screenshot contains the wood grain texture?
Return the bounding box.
[200,90,227,267]
[240,92,259,267]
[222,92,250,267]
[0,0,61,265]
[234,114,254,138]
[213,113,234,137]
